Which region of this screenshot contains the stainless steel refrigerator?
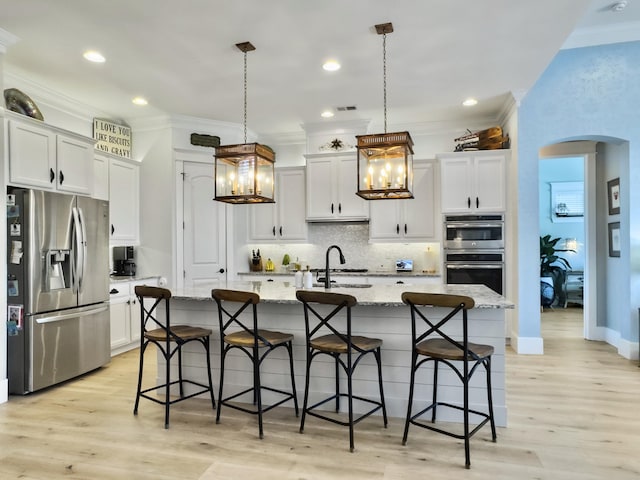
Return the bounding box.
[7,188,111,394]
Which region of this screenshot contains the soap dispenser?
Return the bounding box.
[294,267,303,288]
[303,266,313,289]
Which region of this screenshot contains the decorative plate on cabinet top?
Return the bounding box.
[4,88,44,121]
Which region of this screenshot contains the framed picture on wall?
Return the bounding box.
[608,222,620,257]
[607,178,620,215]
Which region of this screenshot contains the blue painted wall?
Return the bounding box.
[519,41,640,346]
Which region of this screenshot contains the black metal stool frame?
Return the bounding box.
[401,292,497,469]
[296,290,388,452]
[212,289,299,439]
[133,286,216,429]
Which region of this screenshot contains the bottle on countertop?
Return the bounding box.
[303,266,313,289]
[294,267,303,288]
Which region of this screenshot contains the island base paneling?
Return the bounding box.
[157,297,507,426]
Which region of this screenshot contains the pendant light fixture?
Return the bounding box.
[356,23,414,200]
[214,41,275,204]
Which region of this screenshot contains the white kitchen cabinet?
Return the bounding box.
[109,157,140,244]
[249,167,307,241]
[93,153,110,201]
[305,152,369,221]
[7,114,94,195]
[109,278,159,355]
[369,160,437,242]
[438,150,508,213]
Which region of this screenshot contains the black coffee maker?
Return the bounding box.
[113,246,136,276]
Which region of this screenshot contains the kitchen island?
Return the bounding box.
[161,281,513,426]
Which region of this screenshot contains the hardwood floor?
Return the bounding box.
[1,307,638,479]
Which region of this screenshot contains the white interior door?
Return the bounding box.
[183,161,226,288]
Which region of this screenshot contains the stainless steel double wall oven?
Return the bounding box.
[443,214,505,294]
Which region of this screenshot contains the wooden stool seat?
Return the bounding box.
[417,338,494,360]
[144,325,213,343]
[311,334,382,354]
[224,329,293,348]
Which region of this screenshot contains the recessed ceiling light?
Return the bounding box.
[611,1,628,12]
[462,98,478,107]
[132,96,148,106]
[322,60,341,72]
[83,50,105,63]
[321,110,335,118]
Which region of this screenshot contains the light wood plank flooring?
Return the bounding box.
[1,307,638,479]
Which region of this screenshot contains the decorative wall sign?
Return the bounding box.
[608,221,620,257]
[93,118,132,159]
[607,177,620,215]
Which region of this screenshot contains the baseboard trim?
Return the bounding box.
[512,335,544,354]
[0,378,8,404]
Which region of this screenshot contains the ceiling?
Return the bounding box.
[1,0,639,139]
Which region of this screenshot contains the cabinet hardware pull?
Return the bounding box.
[467,197,471,208]
[59,171,64,184]
[404,224,407,234]
[111,224,115,235]
[338,203,342,214]
[476,197,479,208]
[272,226,276,236]
[279,226,283,236]
[331,203,334,214]
[49,168,55,183]
[396,224,400,234]
[218,268,225,274]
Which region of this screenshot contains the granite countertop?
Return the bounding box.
[237,270,441,278]
[109,275,160,283]
[172,280,513,309]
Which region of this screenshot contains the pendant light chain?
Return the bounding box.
[383,32,387,134]
[243,49,248,144]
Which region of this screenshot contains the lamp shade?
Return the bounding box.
[356,131,414,200]
[214,142,275,204]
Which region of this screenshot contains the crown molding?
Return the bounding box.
[562,21,640,49]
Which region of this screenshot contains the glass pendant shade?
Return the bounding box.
[356,131,414,200]
[214,142,275,204]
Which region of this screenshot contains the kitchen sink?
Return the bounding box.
[312,283,373,288]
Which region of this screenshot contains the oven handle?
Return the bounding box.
[445,264,503,269]
[445,222,503,228]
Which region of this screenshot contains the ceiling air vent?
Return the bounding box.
[336,106,357,112]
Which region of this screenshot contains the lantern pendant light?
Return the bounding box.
[356,23,414,200]
[214,41,275,204]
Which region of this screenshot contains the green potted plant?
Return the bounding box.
[540,234,575,307]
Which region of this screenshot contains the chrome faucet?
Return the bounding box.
[324,245,346,288]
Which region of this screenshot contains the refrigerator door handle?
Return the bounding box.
[77,207,88,293]
[34,304,109,324]
[71,207,85,293]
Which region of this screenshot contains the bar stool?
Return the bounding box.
[133,285,215,428]
[401,292,496,469]
[296,290,387,452]
[211,288,298,439]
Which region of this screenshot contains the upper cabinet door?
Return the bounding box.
[335,156,369,220]
[440,155,474,213]
[305,156,335,220]
[277,168,307,240]
[8,120,57,190]
[109,158,139,244]
[56,134,93,195]
[473,154,506,212]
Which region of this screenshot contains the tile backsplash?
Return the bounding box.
[245,223,440,274]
